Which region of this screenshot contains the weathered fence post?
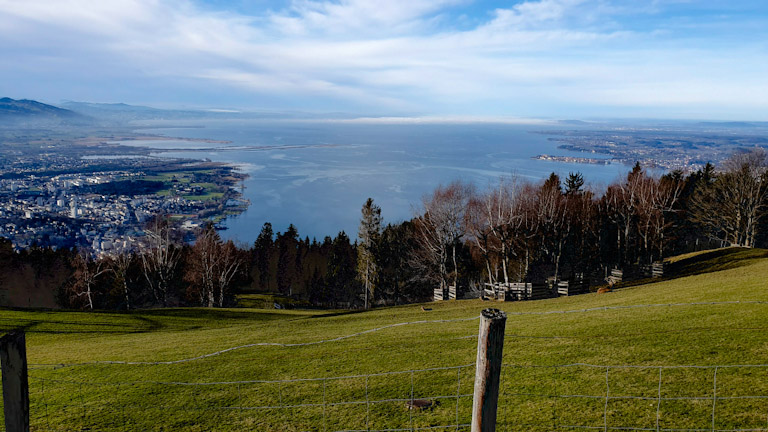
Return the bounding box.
[0,331,29,432]
[471,308,507,432]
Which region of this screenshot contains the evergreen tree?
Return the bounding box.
[564,172,584,195]
[327,231,358,307]
[276,224,300,296]
[357,198,382,309]
[253,223,274,292]
[543,172,562,193]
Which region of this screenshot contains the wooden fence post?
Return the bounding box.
[0,331,29,432]
[471,308,507,432]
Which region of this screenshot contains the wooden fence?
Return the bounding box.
[433,285,457,301]
[642,262,666,278]
[485,279,593,301]
[484,282,549,301]
[607,268,623,285]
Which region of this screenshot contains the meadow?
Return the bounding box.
[4,247,768,431]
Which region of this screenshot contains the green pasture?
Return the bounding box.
[142,172,227,202]
[2,247,767,431]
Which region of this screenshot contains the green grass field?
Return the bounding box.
[143,173,227,202]
[4,247,768,431]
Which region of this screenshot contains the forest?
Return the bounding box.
[2,149,768,310]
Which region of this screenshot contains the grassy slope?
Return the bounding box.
[5,247,768,431]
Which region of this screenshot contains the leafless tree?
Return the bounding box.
[187,224,243,307]
[109,252,134,310]
[414,181,473,293]
[534,175,570,280]
[651,175,682,261]
[602,166,643,267]
[467,177,521,287]
[69,251,110,310]
[140,214,182,306]
[630,169,681,264]
[514,182,546,281]
[690,149,768,247]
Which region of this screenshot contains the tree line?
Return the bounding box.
[2,149,768,310]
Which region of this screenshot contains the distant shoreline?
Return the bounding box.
[534,154,617,165]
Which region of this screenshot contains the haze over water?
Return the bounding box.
[136,120,629,243]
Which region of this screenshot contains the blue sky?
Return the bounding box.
[0,0,767,120]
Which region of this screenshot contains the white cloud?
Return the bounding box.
[0,0,765,118]
[485,0,588,30]
[269,0,468,36]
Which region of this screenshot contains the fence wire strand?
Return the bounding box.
[26,361,768,432]
[29,316,481,368]
[17,299,768,430]
[501,363,768,432]
[29,300,767,369]
[29,363,475,431]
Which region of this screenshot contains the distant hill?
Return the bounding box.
[61,100,361,122]
[0,97,81,119]
[61,101,166,119]
[558,119,591,125]
[697,121,768,129]
[62,100,237,122]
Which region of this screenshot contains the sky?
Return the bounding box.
[0,0,767,120]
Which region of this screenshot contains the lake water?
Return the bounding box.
[131,120,630,243]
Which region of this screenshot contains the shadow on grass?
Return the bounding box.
[591,247,768,292]
[0,308,325,335]
[137,308,307,322]
[667,247,768,278]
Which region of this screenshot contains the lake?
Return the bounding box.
[130,120,630,243]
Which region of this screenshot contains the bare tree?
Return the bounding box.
[415,181,473,294]
[602,165,643,267]
[690,149,768,247]
[486,177,518,284]
[69,251,110,310]
[513,182,545,281]
[140,215,182,306]
[187,224,243,307]
[631,169,680,264]
[216,241,243,307]
[650,175,682,261]
[466,193,497,286]
[109,252,134,310]
[534,174,570,280]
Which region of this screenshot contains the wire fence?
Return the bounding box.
[28,315,482,368]
[26,300,765,369]
[15,361,768,431]
[3,300,767,431]
[26,364,476,431]
[498,363,768,432]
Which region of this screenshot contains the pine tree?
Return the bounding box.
[357,198,382,309]
[565,172,584,195]
[276,224,299,296]
[253,223,274,292]
[543,172,562,193]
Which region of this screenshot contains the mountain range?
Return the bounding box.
[0,97,82,119]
